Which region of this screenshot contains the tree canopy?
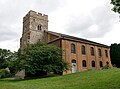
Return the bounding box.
[111,0,120,14]
[0,48,13,69]
[110,43,120,67]
[19,43,68,77]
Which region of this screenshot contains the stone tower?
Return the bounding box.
[20,10,48,49]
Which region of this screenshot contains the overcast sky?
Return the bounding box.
[0,0,119,51]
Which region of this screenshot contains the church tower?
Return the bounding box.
[20,10,48,49]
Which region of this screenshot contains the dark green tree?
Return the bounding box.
[6,51,20,74]
[111,0,120,14]
[19,43,68,77]
[0,48,13,69]
[110,43,120,67]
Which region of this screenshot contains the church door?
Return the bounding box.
[72,59,76,73]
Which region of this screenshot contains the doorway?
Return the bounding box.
[71,59,76,73]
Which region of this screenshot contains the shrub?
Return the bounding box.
[0,69,10,78]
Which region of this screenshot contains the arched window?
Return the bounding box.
[72,59,76,63]
[90,47,94,56]
[82,45,86,55]
[91,61,95,67]
[82,60,86,67]
[106,61,109,65]
[37,25,42,30]
[98,48,102,57]
[71,43,76,53]
[99,61,103,67]
[105,50,108,57]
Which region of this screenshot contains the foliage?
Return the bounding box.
[111,0,120,14]
[7,51,21,74]
[19,42,68,77]
[0,68,120,89]
[0,48,22,75]
[110,43,120,68]
[0,69,10,78]
[0,48,13,69]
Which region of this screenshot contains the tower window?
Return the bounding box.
[71,43,76,53]
[27,33,30,39]
[82,45,86,55]
[37,25,42,30]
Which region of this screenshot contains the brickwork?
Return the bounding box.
[62,39,112,74]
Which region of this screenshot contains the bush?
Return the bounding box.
[0,69,10,78]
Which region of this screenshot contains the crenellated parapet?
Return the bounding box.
[23,10,48,22]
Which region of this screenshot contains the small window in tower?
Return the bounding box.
[37,25,42,30]
[27,33,30,39]
[33,19,35,22]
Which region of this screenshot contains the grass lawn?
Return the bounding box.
[0,68,120,89]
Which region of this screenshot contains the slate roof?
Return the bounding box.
[47,31,109,48]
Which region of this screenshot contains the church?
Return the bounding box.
[20,10,112,74]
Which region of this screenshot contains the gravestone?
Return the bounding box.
[15,69,25,79]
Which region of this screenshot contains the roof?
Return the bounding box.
[47,31,109,48]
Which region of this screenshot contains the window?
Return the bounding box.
[82,60,86,67]
[27,33,30,39]
[82,45,86,55]
[71,43,76,53]
[37,25,42,30]
[90,47,94,56]
[106,61,109,65]
[105,50,108,57]
[98,48,102,57]
[91,61,95,67]
[99,61,103,67]
[72,59,76,63]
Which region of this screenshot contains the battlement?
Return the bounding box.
[23,10,48,21]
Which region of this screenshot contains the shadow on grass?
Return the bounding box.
[0,74,61,83]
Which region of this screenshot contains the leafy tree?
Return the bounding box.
[7,51,20,74]
[110,43,120,67]
[0,48,13,69]
[19,43,68,77]
[111,0,120,14]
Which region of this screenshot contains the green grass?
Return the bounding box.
[0,68,120,89]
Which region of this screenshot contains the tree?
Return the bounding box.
[110,43,120,67]
[7,51,20,74]
[19,43,68,77]
[0,48,13,69]
[111,0,120,14]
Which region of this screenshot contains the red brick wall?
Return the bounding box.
[61,39,112,74]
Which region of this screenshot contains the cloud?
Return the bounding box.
[64,0,118,38]
[0,0,119,51]
[0,24,19,41]
[0,0,64,51]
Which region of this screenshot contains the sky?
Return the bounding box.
[0,0,119,51]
